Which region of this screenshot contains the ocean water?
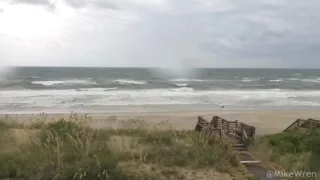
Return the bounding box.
[1,67,320,113]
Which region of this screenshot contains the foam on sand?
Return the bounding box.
[1,89,320,112]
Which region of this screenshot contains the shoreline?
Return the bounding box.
[2,109,320,135]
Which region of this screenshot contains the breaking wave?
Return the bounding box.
[170,78,209,82]
[31,79,97,86]
[112,79,147,85]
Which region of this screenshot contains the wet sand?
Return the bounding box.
[1,110,320,135]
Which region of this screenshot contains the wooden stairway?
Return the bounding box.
[226,134,261,164]
[195,116,261,165]
[195,116,283,179]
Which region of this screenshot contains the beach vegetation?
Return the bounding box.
[250,130,320,180]
[0,114,245,180]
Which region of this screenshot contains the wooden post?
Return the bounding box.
[212,116,218,128]
[251,126,255,144]
[227,122,230,134]
[309,120,312,129]
[214,118,217,128]
[308,119,314,129]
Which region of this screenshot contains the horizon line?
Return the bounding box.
[5,66,320,70]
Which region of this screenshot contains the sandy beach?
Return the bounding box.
[2,109,320,135]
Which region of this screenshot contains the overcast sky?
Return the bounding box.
[0,0,319,68]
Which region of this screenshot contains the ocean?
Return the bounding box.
[1,67,320,113]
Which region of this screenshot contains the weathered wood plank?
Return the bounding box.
[240,161,262,164]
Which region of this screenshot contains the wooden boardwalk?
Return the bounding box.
[195,116,282,180]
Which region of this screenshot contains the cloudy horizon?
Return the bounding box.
[0,0,320,68]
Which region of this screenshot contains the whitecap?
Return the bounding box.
[112,79,146,85]
[31,80,65,86]
[241,78,255,82]
[77,88,106,92]
[31,79,97,86]
[105,87,118,90]
[176,83,188,87]
[288,78,299,81]
[170,78,208,82]
[269,79,283,82]
[301,79,320,83]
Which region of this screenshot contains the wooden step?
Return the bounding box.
[232,146,246,148]
[236,152,257,162]
[233,147,247,151]
[240,160,262,164]
[232,143,246,147]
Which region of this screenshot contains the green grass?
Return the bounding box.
[143,135,238,169]
[109,129,239,172]
[250,130,320,180]
[267,130,320,154]
[110,129,240,170]
[0,116,241,180]
[0,120,127,179]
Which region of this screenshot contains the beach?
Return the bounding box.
[3,109,320,135]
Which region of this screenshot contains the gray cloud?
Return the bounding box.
[93,1,118,9]
[1,0,320,68]
[9,0,56,10]
[103,0,320,68]
[6,0,118,10]
[64,0,119,9]
[11,0,50,5]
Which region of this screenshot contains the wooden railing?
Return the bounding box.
[235,120,255,148]
[211,116,237,133]
[308,118,320,123]
[283,118,320,132]
[195,116,210,132]
[195,116,256,148]
[241,128,249,147]
[195,116,224,139]
[283,119,307,132]
[307,119,320,129]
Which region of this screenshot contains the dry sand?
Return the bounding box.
[1,110,320,135]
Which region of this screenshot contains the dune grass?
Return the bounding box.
[0,114,242,180]
[250,130,320,180]
[0,119,126,179]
